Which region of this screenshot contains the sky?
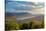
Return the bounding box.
[8,0,44,2]
[5,0,44,14]
[6,1,33,12]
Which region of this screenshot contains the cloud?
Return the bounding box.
[6,1,44,14]
[6,1,33,11]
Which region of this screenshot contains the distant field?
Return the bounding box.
[5,15,44,30]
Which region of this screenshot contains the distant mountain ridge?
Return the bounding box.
[5,12,29,16]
